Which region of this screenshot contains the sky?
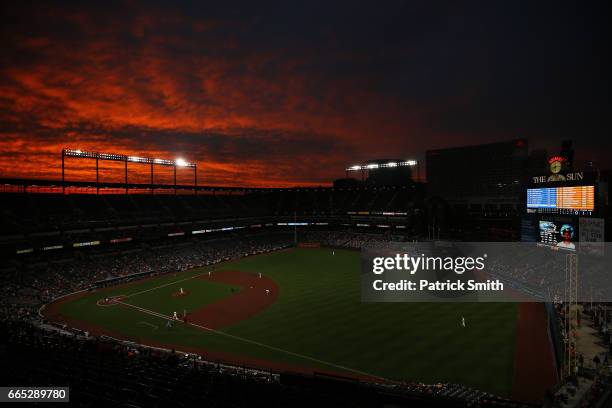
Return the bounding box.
[0,0,609,186]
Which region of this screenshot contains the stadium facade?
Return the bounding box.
[426,139,528,221]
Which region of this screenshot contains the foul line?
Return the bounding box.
[123,271,211,299]
[116,300,386,381]
[137,321,159,331]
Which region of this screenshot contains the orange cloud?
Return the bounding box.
[0,3,474,186]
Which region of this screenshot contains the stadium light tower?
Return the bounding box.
[345,160,420,182]
[61,149,197,194]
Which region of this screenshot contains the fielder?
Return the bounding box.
[173,311,179,320]
[461,316,466,328]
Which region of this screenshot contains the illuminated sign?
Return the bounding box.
[532,172,584,184]
[531,156,583,183]
[548,156,566,165]
[579,218,604,256]
[539,220,577,251]
[528,155,586,183]
[110,237,132,243]
[527,186,594,215]
[43,245,63,251]
[16,248,34,254]
[73,241,100,247]
[349,211,408,216]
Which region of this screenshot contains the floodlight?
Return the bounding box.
[62,148,198,193]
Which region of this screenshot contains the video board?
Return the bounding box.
[538,220,578,251]
[521,216,580,251]
[527,185,594,215]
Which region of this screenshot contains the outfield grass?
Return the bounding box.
[56,248,518,396]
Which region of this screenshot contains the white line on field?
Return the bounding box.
[137,321,159,330]
[116,300,385,381]
[123,271,209,299]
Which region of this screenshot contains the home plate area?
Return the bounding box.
[96,295,127,307]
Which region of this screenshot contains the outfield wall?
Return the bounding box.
[544,302,564,382]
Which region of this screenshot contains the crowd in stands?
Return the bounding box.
[0,319,537,408]
[583,303,612,359]
[302,230,407,249]
[550,302,612,407]
[477,247,608,304]
[487,257,563,291]
[0,232,292,322]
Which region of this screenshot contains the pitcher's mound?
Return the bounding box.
[172,290,190,297]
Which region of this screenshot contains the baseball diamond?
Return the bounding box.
[43,247,556,399]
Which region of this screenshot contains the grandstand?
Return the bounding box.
[0,182,425,254]
[0,180,610,407]
[2,320,539,408]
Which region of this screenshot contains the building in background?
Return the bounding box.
[426,139,529,225]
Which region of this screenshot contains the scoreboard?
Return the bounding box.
[523,166,604,247]
[527,185,594,215]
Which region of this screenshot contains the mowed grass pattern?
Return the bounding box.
[57,248,518,396]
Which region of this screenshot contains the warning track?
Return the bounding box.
[512,303,558,403]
